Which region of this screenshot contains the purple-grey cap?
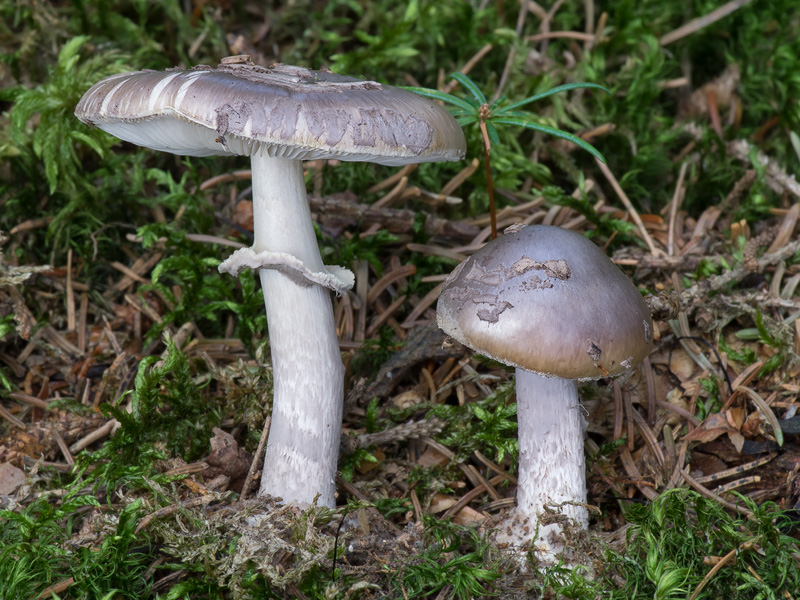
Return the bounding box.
[75,57,466,166]
[437,224,653,380]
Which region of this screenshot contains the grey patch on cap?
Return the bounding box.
[305,108,350,147]
[587,342,602,364]
[465,257,571,288]
[475,299,513,323]
[519,275,553,291]
[353,108,434,155]
[463,261,504,286]
[540,259,571,280]
[503,222,527,235]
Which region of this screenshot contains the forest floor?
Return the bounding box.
[2,1,800,598]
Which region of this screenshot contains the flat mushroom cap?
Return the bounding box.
[75,57,466,166]
[437,224,653,380]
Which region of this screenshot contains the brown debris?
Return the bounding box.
[356,324,464,402]
[679,64,741,121]
[0,462,25,495]
[743,226,778,272]
[199,427,253,492]
[0,409,105,467]
[314,192,478,239]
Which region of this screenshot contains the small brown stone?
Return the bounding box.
[0,462,25,495]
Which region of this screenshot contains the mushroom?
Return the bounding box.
[76,57,465,507]
[436,224,652,559]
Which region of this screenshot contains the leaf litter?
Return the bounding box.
[2,1,800,598]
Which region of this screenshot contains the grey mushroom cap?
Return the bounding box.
[75,58,466,166]
[437,224,653,380]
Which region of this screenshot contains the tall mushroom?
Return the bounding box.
[76,56,465,507]
[436,224,652,559]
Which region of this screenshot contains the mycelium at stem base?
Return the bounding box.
[495,370,588,561]
[220,155,349,508]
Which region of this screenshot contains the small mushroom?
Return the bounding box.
[436,224,652,560]
[76,58,465,507]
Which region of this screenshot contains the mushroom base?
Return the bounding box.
[496,370,588,562]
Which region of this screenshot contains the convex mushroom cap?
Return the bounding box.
[437,224,653,380]
[75,57,466,165]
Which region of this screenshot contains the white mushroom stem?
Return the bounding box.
[500,369,588,556]
[240,154,344,507]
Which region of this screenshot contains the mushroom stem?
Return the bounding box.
[508,369,587,552]
[251,155,344,507]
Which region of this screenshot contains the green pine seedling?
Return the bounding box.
[409,73,609,237]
